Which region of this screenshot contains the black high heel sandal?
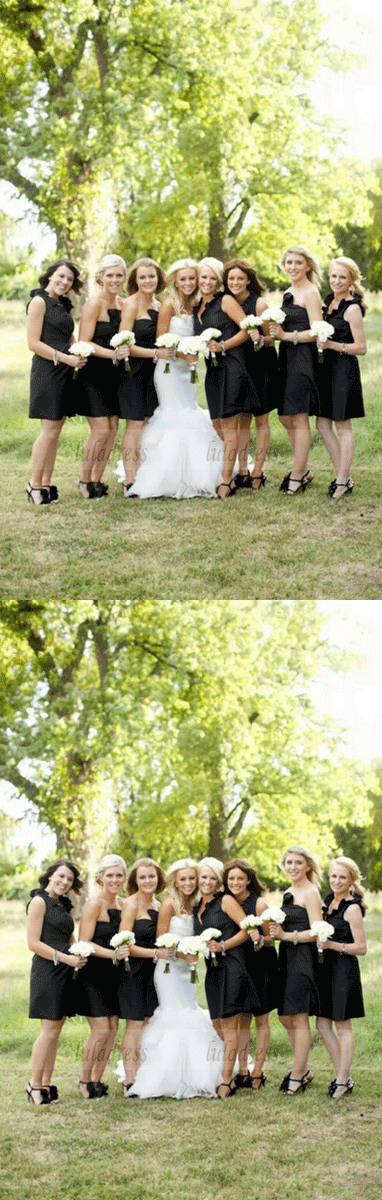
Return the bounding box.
[216,480,237,499]
[330,479,354,499]
[233,1072,252,1089]
[250,473,266,491]
[48,485,59,503]
[93,1081,109,1097]
[122,482,139,499]
[216,1081,236,1098]
[250,1072,266,1090]
[26,1082,50,1104]
[283,1075,308,1095]
[92,481,109,497]
[233,472,252,489]
[78,480,96,499]
[26,483,50,505]
[78,1079,97,1098]
[48,1084,59,1102]
[331,1078,354,1099]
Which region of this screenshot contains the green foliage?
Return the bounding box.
[334,759,382,890]
[0,213,35,298]
[0,812,35,897]
[334,159,382,290]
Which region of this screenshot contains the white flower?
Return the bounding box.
[240,315,263,330]
[109,331,136,348]
[110,929,136,972]
[69,941,93,976]
[198,927,222,964]
[156,931,180,972]
[198,328,222,366]
[261,906,286,923]
[177,933,207,982]
[177,335,207,382]
[260,307,285,324]
[309,321,334,341]
[309,920,335,941]
[69,342,94,357]
[240,915,263,929]
[155,334,180,349]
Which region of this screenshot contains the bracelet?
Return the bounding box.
[258,335,264,350]
[258,934,264,950]
[220,940,226,956]
[153,950,158,964]
[112,351,119,367]
[293,330,298,346]
[153,351,158,364]
[340,943,348,955]
[53,349,58,366]
[220,341,226,356]
[293,930,298,946]
[53,949,58,966]
[340,344,348,355]
[112,950,119,966]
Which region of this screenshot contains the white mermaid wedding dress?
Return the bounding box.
[115,315,224,498]
[115,915,223,1098]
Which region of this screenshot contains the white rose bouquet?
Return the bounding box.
[110,929,136,972]
[198,927,222,966]
[309,320,335,362]
[69,341,94,379]
[198,327,222,366]
[309,919,335,961]
[177,934,207,983]
[155,332,180,373]
[155,932,180,973]
[261,906,286,946]
[69,940,94,977]
[240,914,264,948]
[260,307,285,347]
[240,314,263,350]
[109,330,136,372]
[177,335,207,383]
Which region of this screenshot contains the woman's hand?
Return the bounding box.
[64,354,88,369]
[115,345,131,360]
[206,939,222,953]
[64,953,87,969]
[269,921,284,941]
[183,353,199,364]
[206,339,222,354]
[184,953,199,965]
[249,330,261,344]
[268,322,284,341]
[317,339,331,352]
[115,945,131,961]
[249,930,261,944]
[156,946,174,960]
[156,347,173,361]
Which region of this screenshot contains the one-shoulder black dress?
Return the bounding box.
[277,892,319,1016]
[194,894,259,1019]
[317,295,365,422]
[278,292,319,416]
[117,910,158,1020]
[118,311,159,421]
[318,894,365,1020]
[28,289,76,420]
[75,907,121,1017]
[195,295,259,420]
[241,893,278,1015]
[76,309,120,418]
[28,888,76,1019]
[241,294,278,415]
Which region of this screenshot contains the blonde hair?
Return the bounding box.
[198,856,224,889]
[198,257,224,290]
[330,257,367,310]
[165,259,199,315]
[280,845,321,886]
[95,254,127,284]
[95,854,127,885]
[165,858,199,914]
[329,856,367,910]
[280,245,321,286]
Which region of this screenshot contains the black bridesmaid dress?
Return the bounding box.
[75,908,121,1017]
[241,893,278,1014]
[28,289,76,420]
[277,892,320,1016]
[241,293,278,414]
[317,295,365,421]
[194,894,260,1019]
[28,888,76,1019]
[318,894,365,1020]
[278,292,319,416]
[195,295,259,420]
[117,910,159,1020]
[76,309,120,417]
[117,311,159,420]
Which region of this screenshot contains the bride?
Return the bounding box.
[117,859,223,1098]
[119,260,224,498]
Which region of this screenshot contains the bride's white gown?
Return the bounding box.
[115,915,223,1098]
[116,315,224,498]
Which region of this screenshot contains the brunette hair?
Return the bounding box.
[329,856,368,911]
[329,257,367,311]
[198,257,224,290]
[38,858,84,894]
[165,259,199,315]
[280,245,321,286]
[95,254,127,285]
[280,845,321,886]
[127,258,166,295]
[198,856,224,889]
[165,858,199,914]
[95,854,127,886]
[223,857,265,897]
[223,259,265,298]
[127,857,166,895]
[39,259,84,294]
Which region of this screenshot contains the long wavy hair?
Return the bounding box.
[329,257,367,310]
[165,259,199,315]
[165,858,199,914]
[223,258,265,298]
[280,845,321,886]
[39,260,84,295]
[39,858,84,895]
[280,245,321,287]
[127,857,166,895]
[223,857,265,897]
[329,856,368,910]
[127,258,166,295]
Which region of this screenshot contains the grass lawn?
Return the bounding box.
[0,301,381,600]
[0,901,381,1200]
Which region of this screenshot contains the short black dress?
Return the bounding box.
[241,893,278,1015]
[75,908,121,1018]
[118,311,159,421]
[117,910,158,1020]
[317,295,365,422]
[278,292,319,416]
[195,295,259,420]
[76,309,120,418]
[28,289,76,420]
[318,894,365,1021]
[241,294,278,415]
[277,892,320,1016]
[194,894,260,1020]
[28,888,76,1020]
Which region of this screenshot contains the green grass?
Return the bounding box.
[0,302,381,600]
[1,901,381,1200]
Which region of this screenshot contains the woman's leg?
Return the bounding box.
[213,1014,240,1091]
[216,414,241,495]
[279,1013,311,1090]
[121,420,145,488]
[237,413,252,475]
[121,1019,145,1087]
[91,416,119,484]
[316,1016,340,1075]
[332,420,354,495]
[250,1013,271,1086]
[250,414,270,487]
[30,420,66,496]
[79,1017,114,1093]
[30,1018,66,1096]
[79,418,111,491]
[315,417,340,475]
[237,1013,252,1075]
[333,1019,354,1089]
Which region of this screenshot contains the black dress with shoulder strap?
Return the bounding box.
[317,294,365,421]
[28,289,76,420]
[195,295,260,420]
[28,888,76,1019]
[318,894,365,1020]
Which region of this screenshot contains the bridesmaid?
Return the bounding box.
[269,245,321,494]
[76,854,127,1098]
[316,857,367,1099]
[115,258,171,496]
[194,857,259,1097]
[315,257,367,499]
[77,255,127,499]
[115,857,171,1096]
[223,259,278,492]
[195,258,259,498]
[26,260,86,505]
[223,857,278,1092]
[269,845,321,1094]
[26,859,85,1104]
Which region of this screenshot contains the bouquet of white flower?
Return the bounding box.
[198,327,222,366]
[110,930,136,972]
[69,940,94,977]
[155,333,180,373]
[240,914,264,948]
[260,307,285,347]
[309,919,335,961]
[198,926,222,966]
[177,934,207,982]
[309,320,335,362]
[69,341,94,379]
[109,330,136,372]
[177,335,207,383]
[240,314,264,350]
[155,932,180,973]
[261,906,286,946]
